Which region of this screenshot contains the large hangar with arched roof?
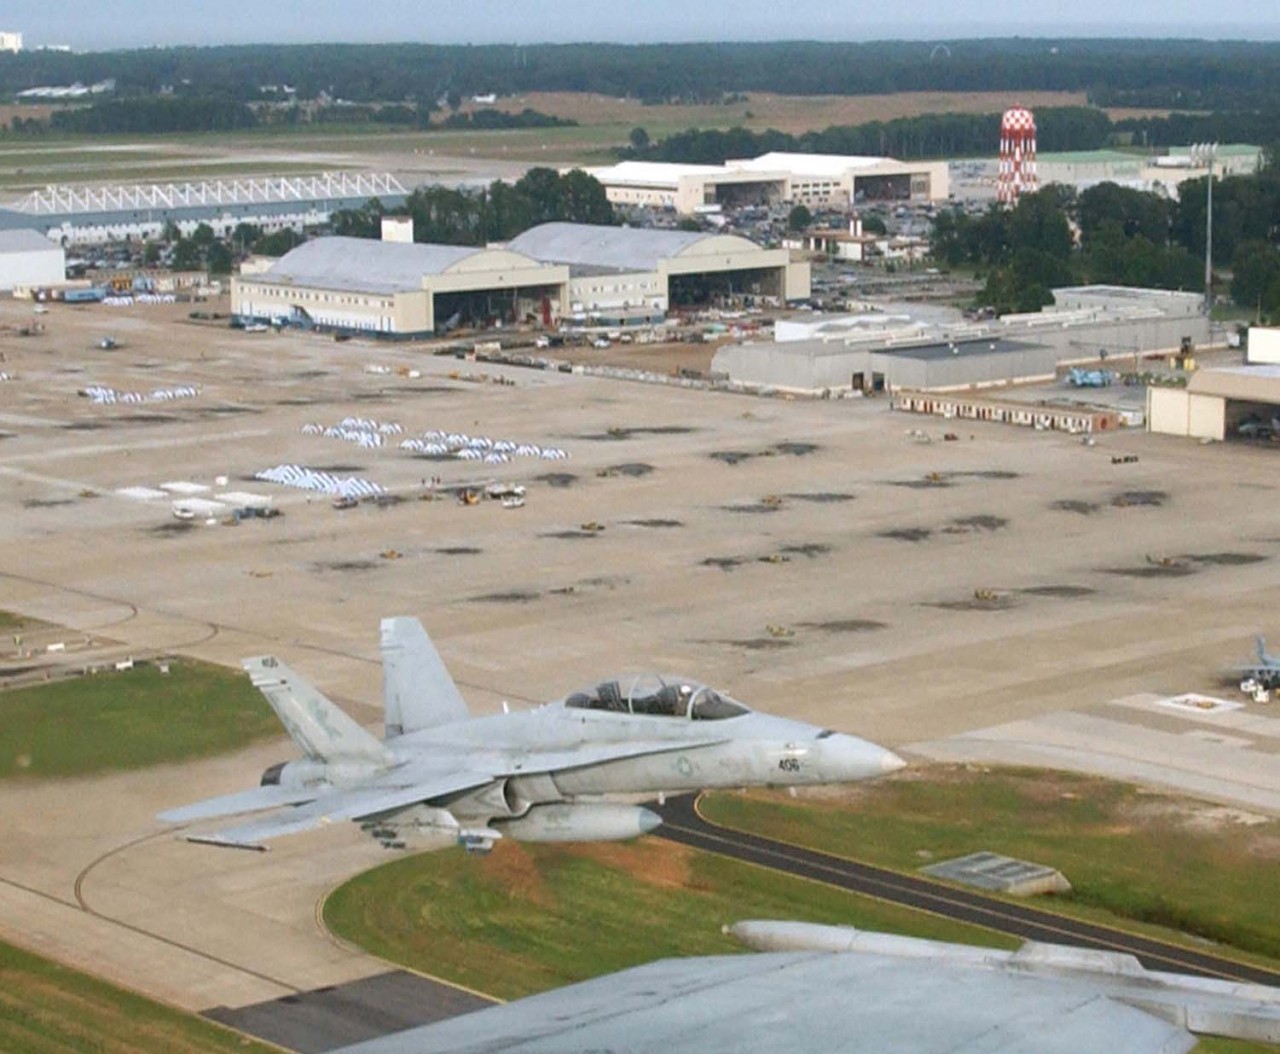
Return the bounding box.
[232,221,809,336]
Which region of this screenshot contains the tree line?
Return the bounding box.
[627,109,1280,165]
[931,165,1280,319]
[1,95,576,136]
[2,40,1280,111]
[330,168,614,246]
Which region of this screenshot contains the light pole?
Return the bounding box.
[1200,142,1217,315]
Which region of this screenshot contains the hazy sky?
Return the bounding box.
[5,0,1278,49]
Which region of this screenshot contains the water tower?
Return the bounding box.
[997,107,1038,206]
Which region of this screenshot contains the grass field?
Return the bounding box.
[0,937,275,1054]
[324,835,1014,1001]
[702,770,1280,967]
[0,660,279,779]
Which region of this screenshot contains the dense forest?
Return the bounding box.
[931,165,1280,318]
[1,39,1279,110]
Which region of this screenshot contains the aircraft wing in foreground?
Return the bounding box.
[328,922,1280,1054]
[159,617,904,852]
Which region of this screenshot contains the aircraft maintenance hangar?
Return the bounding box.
[231,221,808,335]
[589,152,951,214]
[1147,365,1280,441]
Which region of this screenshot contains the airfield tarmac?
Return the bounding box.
[2,296,1280,1021]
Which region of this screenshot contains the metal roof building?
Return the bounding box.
[714,285,1209,394]
[0,227,65,292]
[588,152,950,214]
[1149,364,1280,441]
[233,222,809,335]
[233,235,567,337]
[0,173,409,246]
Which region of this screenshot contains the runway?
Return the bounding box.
[655,794,1280,987]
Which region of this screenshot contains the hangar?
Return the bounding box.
[0,173,408,246]
[1148,366,1280,442]
[0,227,66,292]
[506,222,807,317]
[232,238,567,336]
[589,152,950,214]
[232,222,808,335]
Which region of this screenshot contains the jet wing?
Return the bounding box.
[186,768,492,850]
[329,948,1207,1054]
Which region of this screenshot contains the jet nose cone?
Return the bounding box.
[880,748,907,774]
[638,807,663,835]
[822,735,906,781]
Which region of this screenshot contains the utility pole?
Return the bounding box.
[1202,143,1216,315]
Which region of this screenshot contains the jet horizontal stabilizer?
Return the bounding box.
[157,784,322,824]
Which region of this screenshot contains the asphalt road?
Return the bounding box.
[204,971,494,1054]
[655,794,1280,987]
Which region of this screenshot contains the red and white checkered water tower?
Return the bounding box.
[997,107,1038,205]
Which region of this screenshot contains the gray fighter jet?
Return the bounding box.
[158,617,905,853]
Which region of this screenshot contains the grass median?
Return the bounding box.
[0,938,275,1054]
[700,769,1280,970]
[324,835,1014,1001]
[0,660,278,779]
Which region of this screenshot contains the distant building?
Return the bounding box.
[0,172,408,246]
[0,228,66,292]
[0,31,22,53]
[589,152,949,214]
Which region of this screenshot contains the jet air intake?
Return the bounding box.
[495,803,662,843]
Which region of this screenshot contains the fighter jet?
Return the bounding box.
[159,617,904,853]
[1234,634,1280,699]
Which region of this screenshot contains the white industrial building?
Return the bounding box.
[1148,366,1280,441]
[714,285,1208,394]
[0,172,409,246]
[232,221,809,336]
[590,152,950,214]
[1246,326,1280,365]
[0,228,66,292]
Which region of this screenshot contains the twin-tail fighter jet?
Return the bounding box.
[159,617,905,853]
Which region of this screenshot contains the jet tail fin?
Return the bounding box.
[1258,635,1274,665]
[243,656,389,763]
[380,617,469,737]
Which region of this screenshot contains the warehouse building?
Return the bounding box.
[0,173,409,246]
[589,152,950,214]
[0,228,66,292]
[713,285,1208,393]
[1148,366,1280,441]
[232,221,808,335]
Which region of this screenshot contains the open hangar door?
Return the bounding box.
[668,266,784,309]
[1225,397,1280,441]
[433,282,563,333]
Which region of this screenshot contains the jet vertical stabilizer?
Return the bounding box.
[243,656,389,763]
[380,617,470,736]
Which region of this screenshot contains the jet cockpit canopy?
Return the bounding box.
[564,674,749,720]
